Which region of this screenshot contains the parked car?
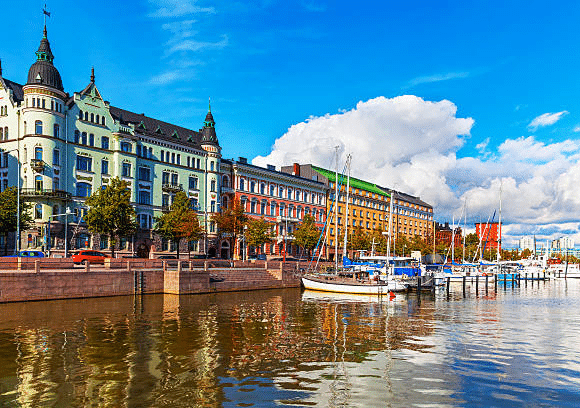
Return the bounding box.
[71,250,109,265]
[3,250,45,258]
[158,255,177,259]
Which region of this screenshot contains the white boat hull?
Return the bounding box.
[301,275,408,294]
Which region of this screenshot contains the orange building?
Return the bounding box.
[475,222,501,252]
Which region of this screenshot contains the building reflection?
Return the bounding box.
[0,289,438,406]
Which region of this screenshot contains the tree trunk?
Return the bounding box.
[176,238,181,259]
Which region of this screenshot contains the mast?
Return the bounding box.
[451,216,455,264]
[334,146,339,272]
[463,199,467,263]
[342,155,351,260]
[386,189,394,261]
[497,181,502,263]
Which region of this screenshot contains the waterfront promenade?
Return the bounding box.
[0,258,304,303]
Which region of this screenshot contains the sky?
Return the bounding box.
[3,0,580,247]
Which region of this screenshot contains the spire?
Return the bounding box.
[35,26,54,63]
[208,96,211,113]
[201,100,218,145]
[43,25,47,39]
[90,66,95,83]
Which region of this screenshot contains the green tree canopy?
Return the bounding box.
[348,226,370,253]
[293,214,321,259]
[85,177,136,258]
[246,217,274,255]
[155,191,203,258]
[0,187,33,254]
[212,197,248,259]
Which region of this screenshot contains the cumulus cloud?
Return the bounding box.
[528,111,568,131]
[253,95,580,245]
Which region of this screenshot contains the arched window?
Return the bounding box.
[51,100,54,110]
[96,115,100,124]
[76,182,92,197]
[222,175,229,188]
[102,116,105,126]
[90,113,94,122]
[211,180,216,192]
[260,183,265,194]
[53,124,59,139]
[250,181,256,192]
[239,179,245,191]
[35,120,43,135]
[74,130,80,143]
[84,112,88,121]
[35,175,43,191]
[81,132,87,145]
[222,195,229,209]
[79,110,83,119]
[34,147,43,161]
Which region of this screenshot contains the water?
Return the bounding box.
[0,279,580,407]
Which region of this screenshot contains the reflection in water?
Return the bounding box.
[0,281,579,407]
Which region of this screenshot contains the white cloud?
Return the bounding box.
[406,71,470,88]
[253,95,580,246]
[148,0,215,18]
[167,35,229,55]
[528,111,568,131]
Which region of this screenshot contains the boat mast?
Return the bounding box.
[463,198,467,263]
[497,180,502,263]
[334,146,339,272]
[342,155,351,261]
[451,215,455,264]
[386,189,394,261]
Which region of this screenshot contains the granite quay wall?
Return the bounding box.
[0,259,302,303]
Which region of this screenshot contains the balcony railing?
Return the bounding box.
[30,159,44,173]
[20,188,71,200]
[162,183,183,192]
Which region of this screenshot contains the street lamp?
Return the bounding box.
[4,148,21,253]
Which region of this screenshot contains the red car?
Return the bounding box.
[71,250,109,265]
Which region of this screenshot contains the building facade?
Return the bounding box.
[220,158,327,259]
[0,26,220,257]
[281,163,434,260]
[435,222,462,249]
[475,222,500,252]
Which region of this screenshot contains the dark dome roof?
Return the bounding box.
[27,60,63,91]
[26,26,64,91]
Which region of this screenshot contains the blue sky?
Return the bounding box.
[3,0,580,246]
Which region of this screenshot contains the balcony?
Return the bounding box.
[162,183,182,193]
[20,188,71,200]
[221,185,234,194]
[30,159,44,173]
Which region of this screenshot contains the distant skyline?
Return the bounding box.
[3,0,580,246]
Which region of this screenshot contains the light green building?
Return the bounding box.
[0,26,221,257]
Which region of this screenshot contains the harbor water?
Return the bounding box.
[0,279,579,407]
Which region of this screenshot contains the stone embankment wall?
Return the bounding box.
[0,259,302,303]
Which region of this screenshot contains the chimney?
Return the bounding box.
[293,163,300,176]
[238,157,247,164]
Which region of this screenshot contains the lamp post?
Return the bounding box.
[64,206,71,258]
[4,148,21,253]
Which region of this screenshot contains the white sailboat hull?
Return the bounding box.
[301,275,408,294]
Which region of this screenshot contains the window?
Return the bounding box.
[162,194,169,208]
[74,130,80,143]
[96,115,99,124]
[171,173,178,185]
[91,113,94,123]
[35,175,43,191]
[210,161,215,171]
[260,202,266,214]
[260,184,265,194]
[211,201,216,213]
[89,134,94,146]
[251,201,256,213]
[101,160,109,174]
[76,182,92,197]
[76,155,92,172]
[137,214,152,229]
[189,176,198,190]
[35,204,43,219]
[101,136,109,150]
[120,142,132,153]
[160,150,165,162]
[84,112,88,121]
[34,147,43,161]
[102,116,105,126]
[250,181,256,192]
[54,177,59,190]
[240,179,245,191]
[35,120,43,135]
[81,132,87,145]
[53,149,60,166]
[171,153,175,164]
[53,124,59,139]
[138,191,151,205]
[3,127,7,140]
[177,154,181,165]
[196,158,200,168]
[122,162,131,177]
[270,202,276,216]
[210,180,216,192]
[138,167,151,181]
[270,185,275,196]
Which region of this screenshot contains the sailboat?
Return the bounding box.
[301,155,409,294]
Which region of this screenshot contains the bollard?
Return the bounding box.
[35,260,40,274]
[462,275,466,297]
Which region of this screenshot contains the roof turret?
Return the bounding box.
[26,26,63,91]
[201,98,218,145]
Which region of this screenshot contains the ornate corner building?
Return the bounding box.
[0,26,221,257]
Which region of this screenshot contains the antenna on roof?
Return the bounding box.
[43,3,51,29]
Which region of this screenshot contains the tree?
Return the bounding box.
[246,217,274,255]
[85,177,136,258]
[155,191,203,259]
[293,214,321,259]
[348,226,370,253]
[0,187,33,255]
[212,198,248,259]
